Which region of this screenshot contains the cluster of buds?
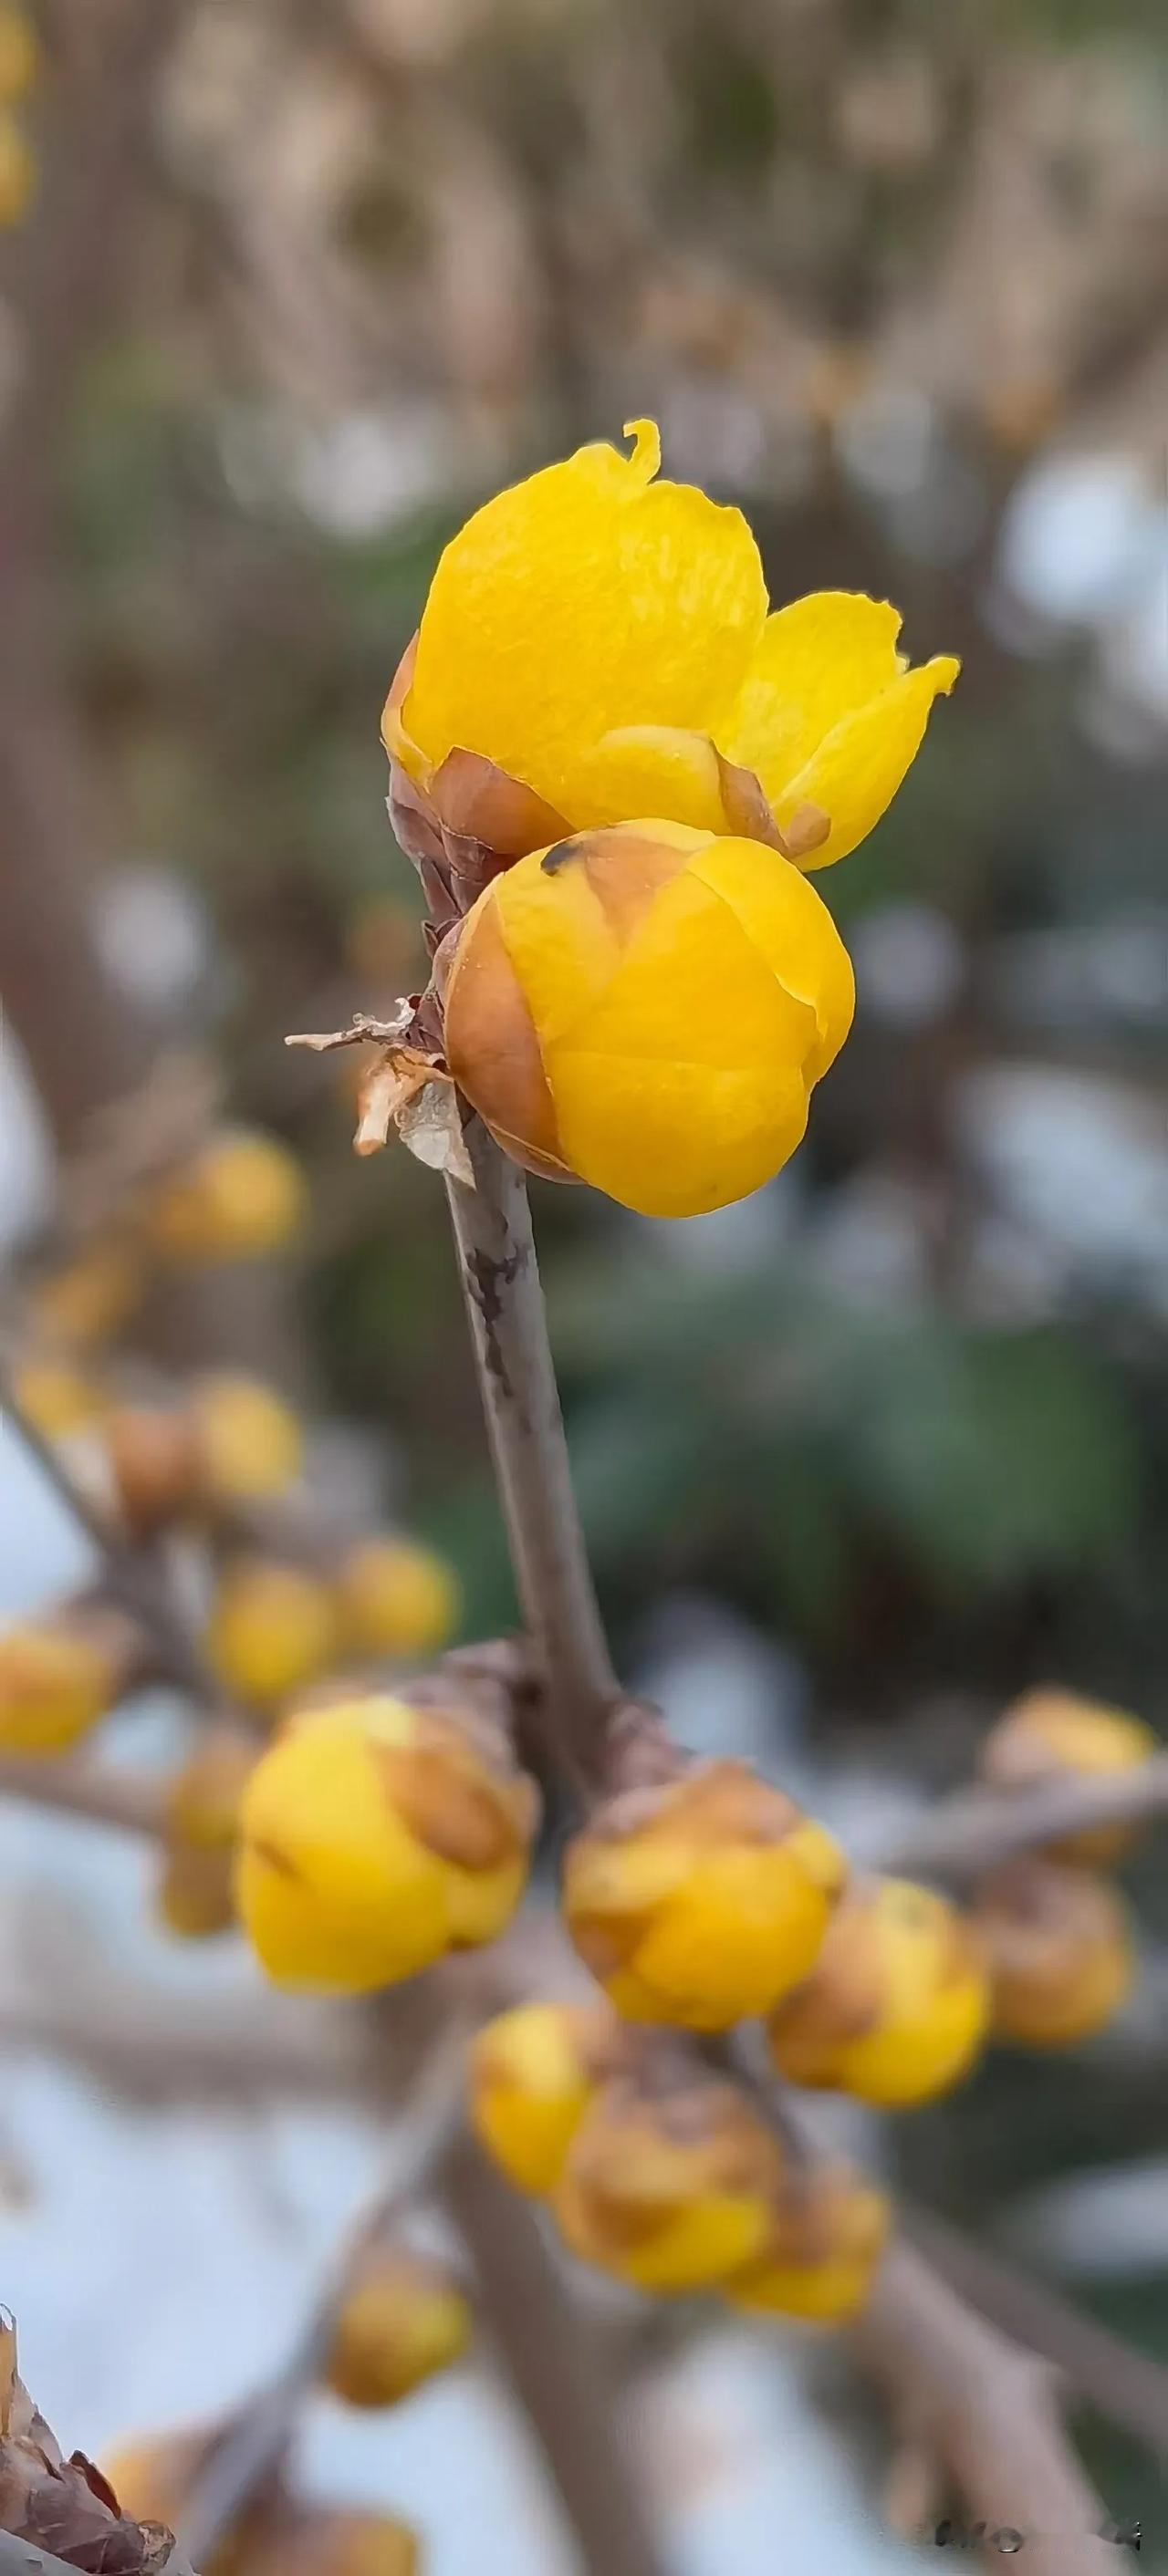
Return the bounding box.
[0,1595,146,1758]
[766,1875,990,2108]
[469,2007,891,2320]
[207,1535,460,1716]
[104,2428,419,2573]
[561,1757,847,2030]
[322,2245,472,2409]
[235,1689,539,1990]
[0,5,36,228]
[105,1373,305,1532]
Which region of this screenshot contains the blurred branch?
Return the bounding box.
[0,1754,166,1839]
[0,2538,195,2576]
[177,2023,468,2569]
[877,1760,1168,1885]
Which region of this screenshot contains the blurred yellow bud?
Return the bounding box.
[974,1860,1132,2049]
[32,1240,141,1348]
[552,2067,782,2293]
[104,2426,259,2575]
[155,1843,237,1940]
[0,107,35,224]
[207,1559,339,1710]
[0,9,37,104]
[443,822,854,1217]
[766,1876,989,2107]
[192,1373,304,1506]
[562,1758,846,2030]
[10,1358,106,1439]
[468,1999,632,2195]
[241,2508,419,2576]
[336,1537,460,1661]
[106,1400,203,1533]
[155,1728,256,1937]
[237,1693,539,1990]
[323,2246,472,2408]
[144,1128,307,1264]
[980,1687,1157,1866]
[0,1602,141,1756]
[725,2161,891,2324]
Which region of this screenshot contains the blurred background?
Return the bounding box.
[1,0,1166,2567]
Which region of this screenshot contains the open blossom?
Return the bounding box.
[384,418,958,868]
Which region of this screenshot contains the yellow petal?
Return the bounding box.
[570,727,732,834]
[689,840,854,1083]
[729,592,905,790]
[402,422,766,827]
[772,656,960,870]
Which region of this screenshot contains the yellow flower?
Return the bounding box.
[193,1373,304,1504]
[468,1999,631,2195]
[0,9,37,104]
[0,1605,141,1756]
[562,1757,845,2030]
[207,1559,339,1709]
[144,1128,307,1264]
[443,820,854,1216]
[552,2067,782,2294]
[32,1239,141,1348]
[236,1692,538,1990]
[974,1861,1132,2049]
[322,2247,472,2408]
[980,1686,1157,1867]
[766,1876,989,2107]
[0,108,34,226]
[386,419,957,869]
[336,1536,460,1660]
[725,2161,891,2324]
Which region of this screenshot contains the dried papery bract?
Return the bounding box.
[563,1756,846,2029]
[974,1860,1133,2048]
[766,1876,989,2107]
[552,2062,783,2294]
[980,1688,1158,1866]
[468,2000,636,2195]
[236,1691,539,1991]
[1,2323,179,2572]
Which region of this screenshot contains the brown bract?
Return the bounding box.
[0,2321,176,2572]
[286,998,471,1185]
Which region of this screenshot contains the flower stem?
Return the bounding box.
[445,1122,618,1798]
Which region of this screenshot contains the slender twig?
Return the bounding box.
[445,1124,618,1797]
[176,2025,468,2569]
[0,1753,166,1837]
[0,2536,196,2576]
[874,1759,1168,1885]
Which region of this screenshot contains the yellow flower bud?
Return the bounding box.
[0,107,35,226]
[552,2067,782,2294]
[31,1240,141,1348]
[192,1373,305,1506]
[980,1687,1157,1866]
[10,1358,107,1439]
[974,1861,1132,2049]
[0,9,38,105]
[144,1128,307,1264]
[155,1728,256,1937]
[766,1877,989,2107]
[241,2508,419,2576]
[562,1758,846,2031]
[0,1603,141,1756]
[443,822,854,1217]
[106,1400,203,1533]
[336,1537,460,1660]
[725,2161,891,2324]
[468,1999,632,2195]
[323,2246,471,2408]
[207,1559,339,1710]
[388,418,957,868]
[236,1693,539,1990]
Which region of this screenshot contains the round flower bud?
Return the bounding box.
[974,1861,1132,2049]
[106,1400,203,1533]
[0,1603,141,1756]
[725,2160,890,2324]
[468,2000,633,2195]
[31,1240,141,1347]
[192,1374,304,1506]
[0,109,35,225]
[144,1127,307,1265]
[323,2247,472,2408]
[980,1687,1157,1867]
[442,821,854,1219]
[207,1559,339,1710]
[336,1537,460,1661]
[552,2067,782,2294]
[236,1693,539,1991]
[0,9,38,105]
[766,1877,989,2108]
[242,2508,419,2576]
[11,1358,106,1439]
[155,1728,257,1938]
[562,1759,846,2031]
